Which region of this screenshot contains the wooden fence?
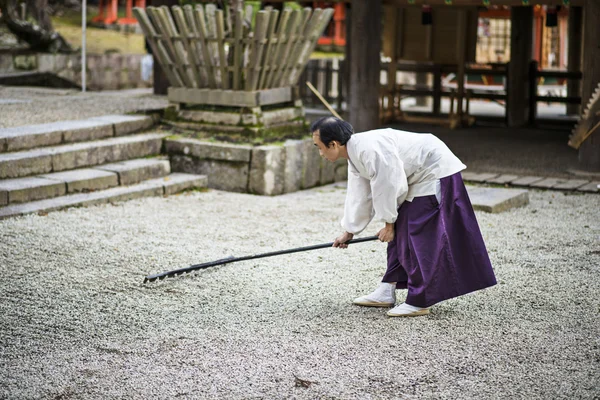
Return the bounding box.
[133,5,334,94]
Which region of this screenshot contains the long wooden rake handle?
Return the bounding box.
[144,235,379,283]
[306,81,342,119]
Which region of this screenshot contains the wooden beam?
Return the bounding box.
[567,6,582,116]
[348,0,382,132]
[578,0,600,171]
[507,6,533,127]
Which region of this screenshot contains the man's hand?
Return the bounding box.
[333,232,354,249]
[377,223,395,243]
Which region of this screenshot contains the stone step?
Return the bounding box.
[0,158,170,205]
[0,132,167,179]
[0,173,207,220]
[0,114,155,153]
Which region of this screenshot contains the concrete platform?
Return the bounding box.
[466,186,529,213]
[0,173,207,220]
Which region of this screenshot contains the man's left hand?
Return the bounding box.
[377,223,395,242]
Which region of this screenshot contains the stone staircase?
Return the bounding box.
[0,115,207,219]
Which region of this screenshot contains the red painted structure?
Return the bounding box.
[314,2,346,48]
[92,0,146,25]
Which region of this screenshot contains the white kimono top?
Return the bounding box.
[342,128,466,234]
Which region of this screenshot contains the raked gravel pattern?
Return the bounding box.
[0,185,599,399]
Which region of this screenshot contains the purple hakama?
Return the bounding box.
[383,172,497,308]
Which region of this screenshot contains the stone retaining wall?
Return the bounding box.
[165,137,348,195]
[0,52,153,90]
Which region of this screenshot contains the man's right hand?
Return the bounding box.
[333,232,354,249]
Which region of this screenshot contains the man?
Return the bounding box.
[311,117,497,317]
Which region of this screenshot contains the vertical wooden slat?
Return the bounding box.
[290,8,334,86]
[182,4,208,87]
[133,7,183,87]
[245,11,270,91]
[282,7,320,87]
[158,6,196,87]
[215,9,229,90]
[192,5,217,89]
[268,9,302,88]
[147,6,191,87]
[233,9,243,90]
[172,5,203,88]
[260,9,289,89]
[205,4,220,78]
[256,9,279,90]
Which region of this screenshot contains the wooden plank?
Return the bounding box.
[172,6,203,88]
[261,9,290,89]
[289,8,334,86]
[233,9,243,90]
[147,7,192,87]
[214,9,229,90]
[266,9,301,89]
[157,6,196,88]
[257,9,280,90]
[168,87,292,107]
[182,5,208,87]
[245,11,270,91]
[277,7,313,87]
[133,7,183,87]
[192,5,217,89]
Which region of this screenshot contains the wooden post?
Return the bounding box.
[507,6,533,127]
[455,8,467,122]
[578,0,600,171]
[567,6,582,116]
[348,0,381,132]
[528,60,538,124]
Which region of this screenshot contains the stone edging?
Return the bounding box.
[461,172,599,193]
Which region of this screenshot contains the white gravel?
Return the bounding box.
[0,185,599,399]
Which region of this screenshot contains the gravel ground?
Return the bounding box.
[0,185,599,399]
[0,86,168,128]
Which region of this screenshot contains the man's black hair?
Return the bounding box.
[310,116,354,148]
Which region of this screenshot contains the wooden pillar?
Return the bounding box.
[578,0,600,171]
[416,23,433,107]
[507,6,533,127]
[567,6,582,116]
[348,0,382,132]
[455,9,468,120]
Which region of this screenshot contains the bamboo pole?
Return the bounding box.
[192,5,217,89]
[278,7,314,87]
[245,10,270,91]
[215,9,229,89]
[172,6,203,88]
[257,9,280,90]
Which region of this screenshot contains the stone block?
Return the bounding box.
[0,190,7,206]
[60,120,114,143]
[162,173,208,195]
[576,182,599,193]
[466,186,529,213]
[461,172,499,183]
[2,126,62,152]
[0,54,14,72]
[552,179,590,190]
[529,178,565,189]
[283,140,304,193]
[262,107,302,127]
[178,110,241,125]
[486,174,520,185]
[37,54,56,72]
[0,176,66,203]
[249,145,286,196]
[14,55,37,70]
[302,139,321,189]
[165,138,252,162]
[511,176,545,187]
[89,114,154,136]
[40,169,118,193]
[53,54,70,71]
[320,158,336,185]
[170,155,249,193]
[95,158,170,185]
[0,149,53,178]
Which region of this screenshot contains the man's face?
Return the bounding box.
[312,130,339,162]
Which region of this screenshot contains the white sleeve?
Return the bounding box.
[341,165,374,235]
[364,149,408,225]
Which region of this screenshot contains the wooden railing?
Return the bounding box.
[297,59,582,124]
